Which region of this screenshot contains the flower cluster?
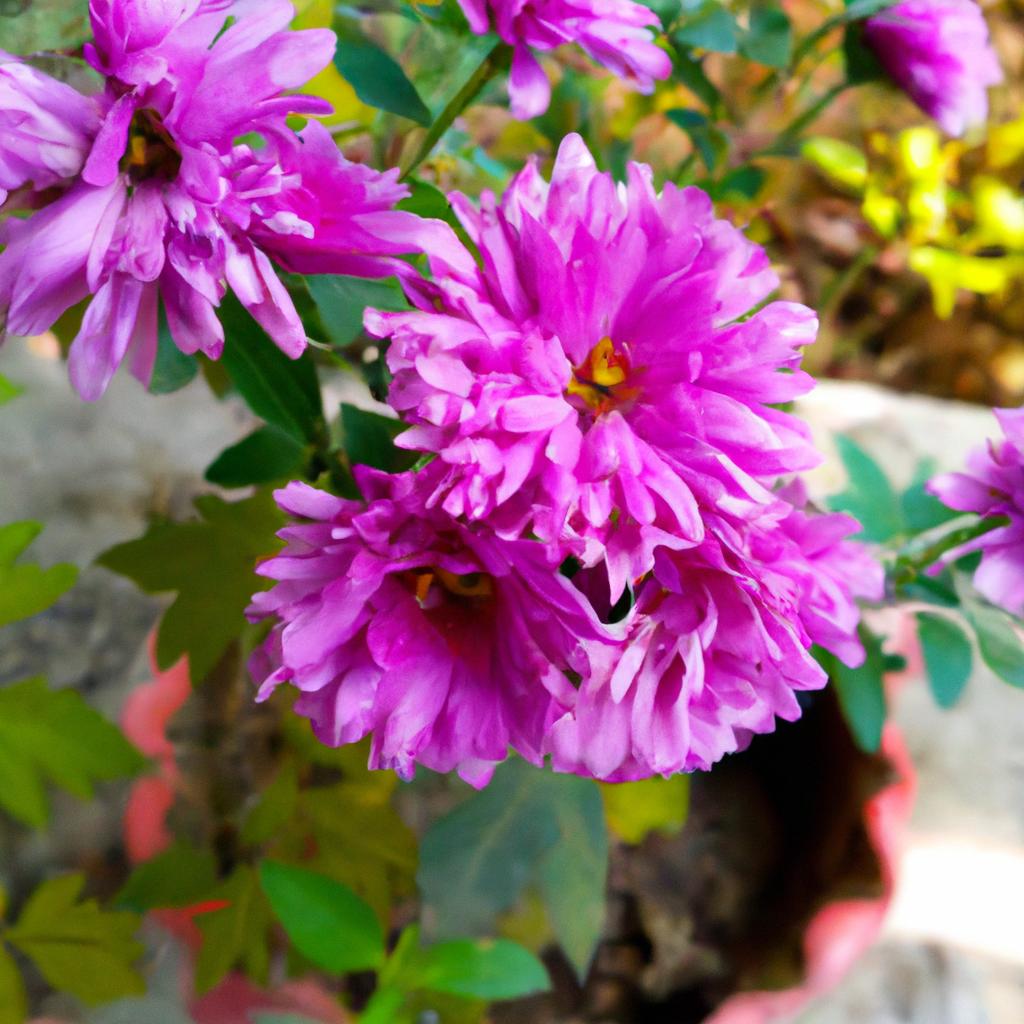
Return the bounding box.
[0,1,447,400]
[250,135,882,784]
[864,0,1002,137]
[929,408,1024,617]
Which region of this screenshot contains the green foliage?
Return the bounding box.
[116,842,219,912]
[0,0,91,53]
[418,757,608,977]
[802,136,868,193]
[306,274,407,348]
[149,315,199,395]
[601,775,690,844]
[0,374,23,405]
[260,861,385,973]
[340,403,416,472]
[819,628,888,753]
[830,435,903,542]
[194,865,274,994]
[665,109,728,171]
[958,586,1024,689]
[0,946,27,1024]
[333,19,432,125]
[917,612,973,708]
[0,521,77,629]
[219,295,324,443]
[673,3,739,53]
[4,874,145,1005]
[98,490,284,682]
[0,677,144,828]
[740,6,792,68]
[205,425,307,488]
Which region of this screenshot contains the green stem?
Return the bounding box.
[401,42,512,181]
[757,81,850,157]
[890,515,1010,587]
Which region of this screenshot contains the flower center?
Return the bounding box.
[411,568,493,606]
[124,109,182,182]
[566,337,637,415]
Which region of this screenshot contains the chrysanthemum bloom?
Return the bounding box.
[247,465,616,785]
[547,492,883,779]
[928,408,1024,616]
[863,0,1002,137]
[0,52,101,205]
[0,0,445,399]
[456,0,670,118]
[367,134,821,596]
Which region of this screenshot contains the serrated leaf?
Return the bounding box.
[205,425,307,489]
[306,274,407,349]
[830,435,903,542]
[739,6,792,67]
[115,842,219,912]
[259,861,385,973]
[418,758,608,978]
[917,613,972,709]
[333,19,431,125]
[0,521,77,629]
[98,490,284,683]
[6,875,144,1006]
[673,4,739,52]
[0,677,145,828]
[194,866,273,994]
[0,0,90,54]
[340,403,416,472]
[821,629,887,753]
[0,945,27,1024]
[601,775,689,844]
[219,295,323,443]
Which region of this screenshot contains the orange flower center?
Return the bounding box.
[567,337,638,415]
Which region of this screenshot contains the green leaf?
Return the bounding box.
[194,866,273,994]
[670,47,722,113]
[711,164,766,201]
[6,874,144,1006]
[259,861,385,974]
[601,775,689,844]
[241,758,300,847]
[219,295,323,443]
[830,435,903,542]
[665,109,728,171]
[802,136,868,192]
[842,23,885,85]
[822,629,888,753]
[149,313,199,395]
[917,613,973,709]
[306,274,407,349]
[0,677,145,828]
[0,946,27,1024]
[333,20,431,126]
[0,374,23,405]
[98,490,284,683]
[673,5,739,53]
[411,936,549,1000]
[0,521,78,629]
[418,758,608,978]
[901,461,959,533]
[739,6,792,67]
[205,425,307,489]
[0,0,90,53]
[340,403,416,472]
[115,842,219,912]
[398,179,459,227]
[961,595,1024,689]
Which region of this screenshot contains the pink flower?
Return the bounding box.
[928,408,1024,616]
[0,52,101,205]
[547,495,883,780]
[0,1,445,400]
[457,0,670,118]
[247,466,616,786]
[367,134,821,597]
[863,0,1002,137]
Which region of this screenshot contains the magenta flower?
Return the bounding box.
[247,466,616,786]
[863,0,1002,137]
[0,1,446,400]
[456,0,670,118]
[547,494,883,779]
[928,408,1024,616]
[367,134,821,597]
[0,52,101,205]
